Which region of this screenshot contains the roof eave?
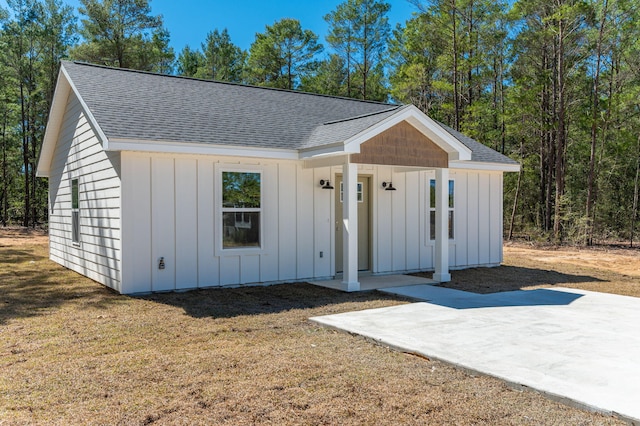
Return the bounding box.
[37,62,111,177]
[298,142,350,159]
[36,68,71,178]
[107,138,300,160]
[449,161,521,172]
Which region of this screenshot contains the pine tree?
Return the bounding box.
[197,28,245,82]
[175,45,204,77]
[71,0,173,71]
[325,0,391,100]
[247,18,322,90]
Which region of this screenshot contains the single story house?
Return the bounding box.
[37,61,519,295]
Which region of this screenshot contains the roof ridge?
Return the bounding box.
[65,60,398,107]
[321,105,405,126]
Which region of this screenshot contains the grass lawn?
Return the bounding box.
[1,230,633,425]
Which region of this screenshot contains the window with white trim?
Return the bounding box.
[339,181,364,202]
[222,171,261,249]
[429,179,454,240]
[71,178,80,244]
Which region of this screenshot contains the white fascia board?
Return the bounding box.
[303,153,349,169]
[37,64,111,177]
[37,69,70,177]
[107,138,299,160]
[60,64,111,151]
[343,105,473,161]
[449,161,521,172]
[298,143,350,159]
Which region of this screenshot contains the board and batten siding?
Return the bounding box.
[47,92,121,291]
[377,168,503,271]
[120,151,503,294]
[331,166,503,274]
[120,152,335,294]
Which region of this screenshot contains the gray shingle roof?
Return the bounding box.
[62,61,518,166]
[63,61,395,150]
[437,122,519,165]
[303,106,407,149]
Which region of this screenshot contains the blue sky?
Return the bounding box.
[1,0,419,53]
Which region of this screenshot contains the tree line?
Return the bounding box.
[1,0,639,246]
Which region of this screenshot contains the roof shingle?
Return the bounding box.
[62,61,518,166]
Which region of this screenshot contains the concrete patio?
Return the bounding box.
[311,284,640,424]
[308,274,437,292]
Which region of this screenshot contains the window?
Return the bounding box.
[340,181,364,202]
[71,178,80,244]
[429,179,454,240]
[222,171,261,249]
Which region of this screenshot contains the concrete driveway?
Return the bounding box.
[310,285,640,423]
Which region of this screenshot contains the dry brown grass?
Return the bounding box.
[429,242,640,298]
[0,232,629,425]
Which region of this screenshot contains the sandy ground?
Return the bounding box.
[504,243,640,278]
[0,227,48,247]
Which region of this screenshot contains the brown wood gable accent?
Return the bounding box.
[351,121,448,168]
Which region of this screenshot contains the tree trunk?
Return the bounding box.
[1,109,7,227]
[30,95,38,227]
[346,31,352,98]
[509,137,525,240]
[585,0,608,246]
[362,9,369,100]
[20,83,30,228]
[631,134,640,248]
[553,8,566,243]
[451,0,460,131]
[467,0,474,109]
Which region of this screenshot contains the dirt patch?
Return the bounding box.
[506,243,640,278]
[0,227,48,247]
[420,242,640,297]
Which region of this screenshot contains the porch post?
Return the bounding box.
[342,160,360,291]
[433,167,451,282]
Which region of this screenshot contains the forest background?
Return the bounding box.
[1,0,639,246]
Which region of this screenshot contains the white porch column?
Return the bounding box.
[342,161,360,291]
[433,167,451,282]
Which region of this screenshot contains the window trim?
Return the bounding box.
[71,177,80,245]
[429,178,455,242]
[339,181,364,203]
[216,166,264,255]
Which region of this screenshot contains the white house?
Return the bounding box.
[37,61,519,295]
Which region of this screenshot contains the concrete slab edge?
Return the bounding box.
[309,317,640,426]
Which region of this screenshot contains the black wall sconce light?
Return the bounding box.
[382,182,396,191]
[320,179,334,189]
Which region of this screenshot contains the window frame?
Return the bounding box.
[71,177,80,245]
[217,167,264,253]
[429,178,455,241]
[339,181,364,203]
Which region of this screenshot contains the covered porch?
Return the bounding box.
[301,106,472,292]
[308,273,438,292]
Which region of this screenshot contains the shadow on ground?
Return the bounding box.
[143,283,409,319]
[415,265,604,294]
[390,287,584,309]
[0,247,124,324]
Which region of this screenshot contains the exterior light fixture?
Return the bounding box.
[320,179,334,189]
[382,182,396,191]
